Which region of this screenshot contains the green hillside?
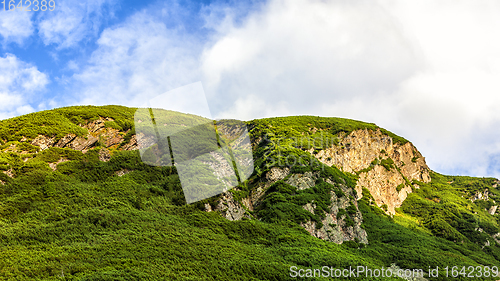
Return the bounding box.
[0,106,499,280]
[0,106,135,143]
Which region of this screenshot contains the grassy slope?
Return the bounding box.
[0,106,499,280]
[0,106,136,143]
[0,149,398,281]
[248,115,409,146]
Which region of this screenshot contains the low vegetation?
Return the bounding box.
[0,106,499,280]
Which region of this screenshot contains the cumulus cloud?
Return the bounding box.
[67,0,500,178]
[72,8,201,107]
[0,54,49,119]
[198,0,500,178]
[201,0,422,116]
[37,0,117,48]
[0,11,34,45]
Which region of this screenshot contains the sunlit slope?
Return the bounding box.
[0,106,499,280]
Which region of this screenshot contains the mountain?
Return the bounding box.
[1,105,499,280]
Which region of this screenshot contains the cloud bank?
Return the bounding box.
[1,0,499,179]
[198,0,500,178]
[72,8,202,107]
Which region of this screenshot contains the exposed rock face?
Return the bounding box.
[286,172,316,190]
[214,167,368,244]
[298,177,368,244]
[313,129,431,214]
[99,148,111,162]
[55,134,78,148]
[114,169,131,177]
[471,190,490,202]
[27,117,138,153]
[493,179,500,188]
[132,133,154,151]
[31,135,55,151]
[63,135,99,152]
[122,134,140,151]
[266,167,290,182]
[493,233,500,245]
[488,205,498,215]
[3,169,14,178]
[215,192,247,221]
[215,122,247,142]
[204,203,212,212]
[200,151,238,187]
[237,167,291,212]
[212,129,431,242]
[247,167,291,211]
[356,165,413,215]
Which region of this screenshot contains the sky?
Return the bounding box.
[1,0,500,179]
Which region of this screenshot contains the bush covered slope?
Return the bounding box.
[0,106,499,280]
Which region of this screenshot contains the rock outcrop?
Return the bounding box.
[299,177,368,244]
[355,165,413,215]
[16,116,431,244]
[212,128,431,244]
[27,117,138,153]
[99,148,111,162]
[488,205,498,215]
[471,190,490,202]
[30,135,55,151]
[214,192,248,221]
[313,129,431,214]
[214,167,368,244]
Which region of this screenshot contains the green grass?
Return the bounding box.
[0,148,403,281]
[401,172,500,244]
[257,177,351,229]
[1,149,497,280]
[0,105,136,143]
[358,193,500,281]
[0,105,211,145]
[1,106,500,280]
[247,115,409,147]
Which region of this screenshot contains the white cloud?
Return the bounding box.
[0,54,49,119]
[219,94,292,120]
[67,0,500,178]
[37,0,116,48]
[0,11,34,45]
[199,0,500,178]
[72,9,201,107]
[201,0,422,116]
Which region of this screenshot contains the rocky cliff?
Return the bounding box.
[312,129,431,214]
[1,117,140,178]
[29,117,139,153]
[213,166,368,244]
[8,113,430,245]
[211,127,431,245]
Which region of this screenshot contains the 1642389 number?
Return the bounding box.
[444,266,499,278]
[2,0,55,11]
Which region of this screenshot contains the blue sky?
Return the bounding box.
[1,0,500,179]
[0,0,263,115]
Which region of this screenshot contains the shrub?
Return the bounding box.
[380,158,395,171]
[396,183,405,192]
